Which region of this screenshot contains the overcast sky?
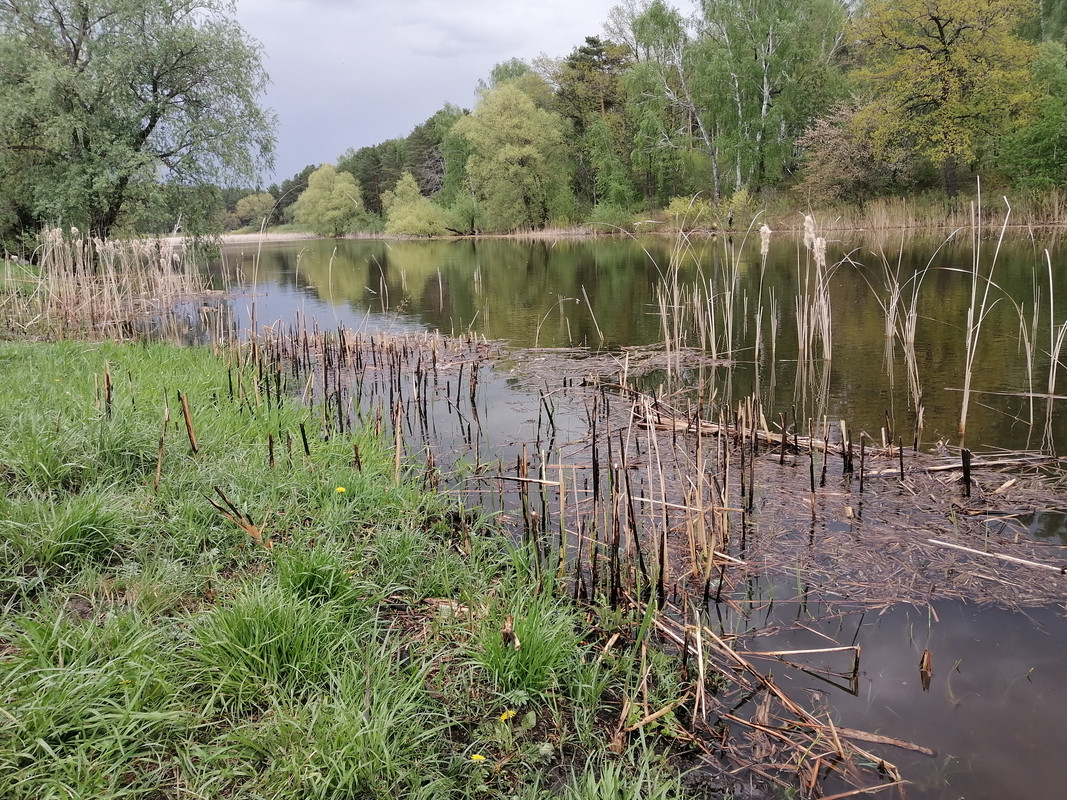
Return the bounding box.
[235,0,624,186]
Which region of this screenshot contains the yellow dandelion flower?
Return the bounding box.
[499,709,516,721]
[470,753,487,762]
[336,486,346,493]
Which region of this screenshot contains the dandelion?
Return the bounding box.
[499,709,516,721]
[470,753,487,762]
[336,486,346,493]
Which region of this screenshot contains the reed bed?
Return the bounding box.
[1,227,229,340]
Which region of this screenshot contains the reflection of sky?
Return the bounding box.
[218,236,1067,455]
[740,601,1067,799]
[230,282,430,337]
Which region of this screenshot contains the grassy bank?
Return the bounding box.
[0,340,688,799]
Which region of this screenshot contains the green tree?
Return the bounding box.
[0,0,275,239]
[853,0,1038,196]
[234,192,276,229]
[624,1,714,201]
[268,164,316,225]
[337,140,406,215]
[555,36,636,207]
[698,0,847,191]
[999,40,1067,186]
[382,172,449,236]
[477,58,556,109]
[291,164,364,237]
[452,84,572,231]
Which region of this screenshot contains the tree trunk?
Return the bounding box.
[95,174,132,238]
[943,155,959,199]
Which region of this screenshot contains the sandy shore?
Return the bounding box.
[156,231,321,247]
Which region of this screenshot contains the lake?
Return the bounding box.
[216,228,1067,799]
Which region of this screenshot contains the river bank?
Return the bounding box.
[0,338,708,799]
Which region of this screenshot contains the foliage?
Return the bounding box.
[234,192,276,229]
[554,37,636,206]
[697,0,848,192]
[999,41,1067,186]
[623,0,846,201]
[268,164,317,224]
[383,172,450,236]
[478,58,556,109]
[338,139,408,216]
[452,84,573,231]
[664,195,716,230]
[404,104,466,196]
[586,202,637,232]
[796,103,929,203]
[292,164,365,237]
[852,0,1039,196]
[0,0,275,240]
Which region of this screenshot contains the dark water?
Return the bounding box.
[217,232,1067,799]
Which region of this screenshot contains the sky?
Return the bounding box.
[235,0,625,186]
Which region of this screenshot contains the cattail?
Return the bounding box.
[813,236,827,269]
[803,215,816,251]
[759,224,772,257]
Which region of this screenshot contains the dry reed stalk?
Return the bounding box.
[178,391,199,454]
[959,188,1009,447]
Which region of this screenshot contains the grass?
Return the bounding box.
[0,339,693,799]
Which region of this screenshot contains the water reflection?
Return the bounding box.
[220,232,1067,454]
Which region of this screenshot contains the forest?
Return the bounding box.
[6,0,1067,240]
[250,0,1067,236]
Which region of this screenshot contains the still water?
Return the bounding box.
[218,231,1067,799]
[223,231,1067,455]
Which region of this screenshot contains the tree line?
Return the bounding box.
[271,0,1067,236]
[4,0,1067,243]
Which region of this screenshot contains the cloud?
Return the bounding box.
[236,0,622,182]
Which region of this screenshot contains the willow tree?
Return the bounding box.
[451,84,571,231]
[292,165,364,237]
[853,0,1038,196]
[0,0,275,239]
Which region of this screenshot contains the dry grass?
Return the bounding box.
[1,228,227,339]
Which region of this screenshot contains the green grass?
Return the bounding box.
[0,339,694,799]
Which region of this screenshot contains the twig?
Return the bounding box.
[926,538,1066,573]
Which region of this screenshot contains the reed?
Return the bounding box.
[959,191,1009,447]
[1,227,218,340]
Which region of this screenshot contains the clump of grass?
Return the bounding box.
[474,582,584,698]
[1,489,130,575]
[196,645,452,799]
[0,608,189,799]
[189,583,357,709]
